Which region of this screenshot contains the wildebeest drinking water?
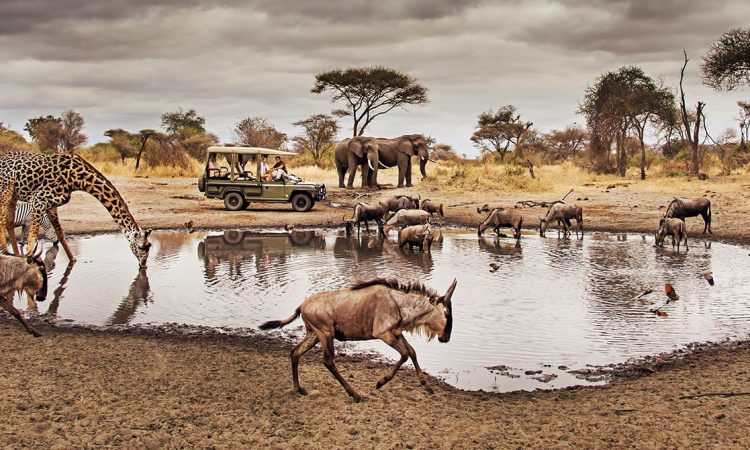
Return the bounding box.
[539,203,583,239]
[655,217,688,251]
[259,278,457,402]
[664,197,712,234]
[343,202,386,236]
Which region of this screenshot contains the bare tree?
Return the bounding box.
[738,100,750,150]
[292,114,339,167]
[312,66,428,137]
[59,109,88,151]
[679,51,707,175]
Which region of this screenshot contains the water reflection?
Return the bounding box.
[107,269,152,325]
[477,237,523,262]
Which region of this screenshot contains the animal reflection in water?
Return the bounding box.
[261,278,457,402]
[198,230,326,281]
[333,234,436,273]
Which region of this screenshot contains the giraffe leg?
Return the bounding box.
[0,183,16,254]
[46,208,75,262]
[6,195,20,255]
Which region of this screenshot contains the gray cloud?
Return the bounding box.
[0,0,747,154]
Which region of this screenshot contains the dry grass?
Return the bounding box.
[91,158,203,178]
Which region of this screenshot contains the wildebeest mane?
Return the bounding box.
[351,278,437,298]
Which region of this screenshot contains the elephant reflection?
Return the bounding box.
[198,230,325,283]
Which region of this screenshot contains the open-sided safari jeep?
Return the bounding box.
[197,146,326,212]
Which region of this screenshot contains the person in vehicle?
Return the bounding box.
[260,156,270,178]
[273,156,287,174]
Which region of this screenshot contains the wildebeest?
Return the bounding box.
[478,208,524,239]
[539,203,583,239]
[655,217,688,251]
[0,246,47,337]
[343,202,386,236]
[379,195,420,214]
[420,199,444,220]
[259,278,457,402]
[383,209,430,234]
[399,224,433,251]
[664,197,711,234]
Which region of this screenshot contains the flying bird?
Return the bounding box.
[649,308,668,317]
[489,263,499,273]
[703,270,714,286]
[184,220,194,233]
[665,284,680,304]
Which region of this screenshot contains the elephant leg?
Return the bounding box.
[397,159,407,188]
[346,155,358,189]
[336,162,346,188]
[405,158,413,187]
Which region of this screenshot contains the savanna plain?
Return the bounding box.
[2,162,750,449]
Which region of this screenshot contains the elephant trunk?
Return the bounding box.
[419,157,428,178]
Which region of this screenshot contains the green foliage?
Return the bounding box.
[292,114,339,167]
[24,110,87,152]
[701,28,750,91]
[161,108,206,136]
[470,105,533,161]
[312,66,428,136]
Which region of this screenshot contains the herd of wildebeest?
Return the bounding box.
[0,150,715,401]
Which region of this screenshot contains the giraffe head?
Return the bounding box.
[128,229,152,268]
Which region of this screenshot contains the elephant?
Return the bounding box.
[334,137,378,189]
[366,134,429,188]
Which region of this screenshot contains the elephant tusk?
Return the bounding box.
[379,160,388,168]
[422,157,427,162]
[368,160,375,171]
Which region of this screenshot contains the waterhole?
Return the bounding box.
[19,229,750,392]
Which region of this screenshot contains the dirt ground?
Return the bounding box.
[2,175,750,448]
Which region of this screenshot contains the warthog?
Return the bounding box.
[260,278,457,402]
[343,202,386,236]
[379,195,420,214]
[399,224,433,251]
[478,208,524,239]
[383,209,430,234]
[0,245,47,337]
[420,199,444,220]
[664,197,711,234]
[539,203,583,239]
[655,217,688,250]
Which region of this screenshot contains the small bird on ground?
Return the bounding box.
[703,270,715,286]
[665,284,680,304]
[489,263,499,273]
[184,220,194,233]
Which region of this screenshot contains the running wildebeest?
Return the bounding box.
[259,278,458,402]
[655,217,688,251]
[539,203,583,239]
[399,224,433,251]
[477,208,524,239]
[383,209,430,234]
[664,197,712,234]
[0,245,47,337]
[343,202,386,236]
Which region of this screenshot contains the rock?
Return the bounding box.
[524,370,543,375]
[557,365,568,370]
[532,373,558,383]
[697,173,709,180]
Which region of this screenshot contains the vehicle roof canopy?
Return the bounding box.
[207,146,297,156]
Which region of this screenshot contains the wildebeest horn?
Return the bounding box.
[443,279,457,305]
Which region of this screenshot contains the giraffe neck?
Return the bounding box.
[69,156,141,240]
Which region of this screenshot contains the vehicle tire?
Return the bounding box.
[224,192,245,211]
[197,174,206,192]
[291,193,313,212]
[223,230,243,245]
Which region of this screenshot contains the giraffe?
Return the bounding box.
[0,152,152,267]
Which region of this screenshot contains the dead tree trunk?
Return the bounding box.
[679,51,706,176]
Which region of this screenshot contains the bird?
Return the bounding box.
[665,283,679,304]
[184,220,194,233]
[703,270,714,286]
[489,262,499,273]
[284,224,295,231]
[649,308,668,317]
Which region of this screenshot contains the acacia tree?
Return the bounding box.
[104,128,139,162]
[701,28,750,91]
[470,105,533,161]
[161,108,206,136]
[544,125,588,163]
[312,66,428,137]
[232,117,287,149]
[292,114,339,167]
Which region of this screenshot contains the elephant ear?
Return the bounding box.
[349,138,365,158]
[398,137,416,156]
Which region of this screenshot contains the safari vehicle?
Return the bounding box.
[197,146,326,212]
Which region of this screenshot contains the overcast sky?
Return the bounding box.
[1,0,748,156]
